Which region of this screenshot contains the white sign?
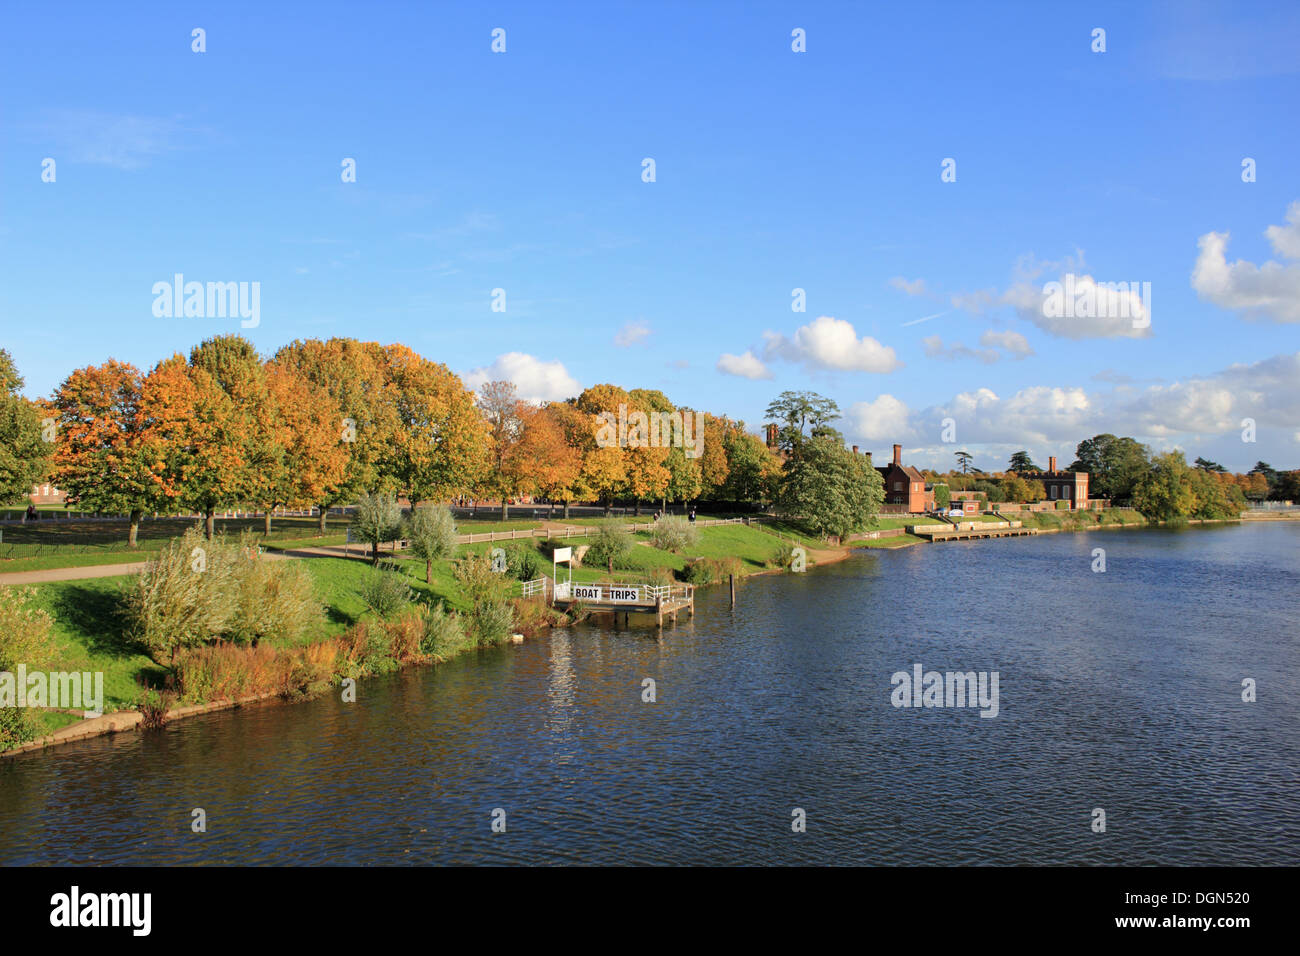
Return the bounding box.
[553,546,572,562]
[571,584,641,604]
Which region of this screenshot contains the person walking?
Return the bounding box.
[688,507,696,523]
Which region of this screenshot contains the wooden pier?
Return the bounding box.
[540,579,695,627]
[908,521,1039,543]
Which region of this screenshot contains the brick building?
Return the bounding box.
[876,444,932,513]
[1037,456,1089,508]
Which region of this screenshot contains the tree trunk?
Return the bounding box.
[318,505,328,535]
[264,510,272,535]
[501,499,509,522]
[128,510,142,548]
[205,508,215,540]
[426,558,432,584]
[634,500,641,516]
[372,540,379,565]
[563,500,570,519]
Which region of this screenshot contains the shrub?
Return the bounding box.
[124,528,236,663]
[0,585,56,671]
[422,602,472,660]
[454,553,515,646]
[771,539,797,570]
[684,556,743,585]
[384,610,426,665]
[136,688,173,729]
[226,556,321,646]
[506,541,545,581]
[650,515,699,552]
[360,561,413,619]
[585,519,633,570]
[0,707,37,750]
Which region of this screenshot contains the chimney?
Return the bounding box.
[1049,456,1057,473]
[852,445,859,455]
[893,444,902,466]
[765,424,777,448]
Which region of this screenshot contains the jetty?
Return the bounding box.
[524,577,695,627]
[907,520,1040,543]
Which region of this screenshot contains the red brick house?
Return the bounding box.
[1037,456,1089,508]
[876,444,932,513]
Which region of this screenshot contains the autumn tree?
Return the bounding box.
[138,352,251,539]
[48,360,164,546]
[383,345,488,507]
[513,402,583,517]
[273,338,400,532]
[0,349,50,506]
[476,380,528,521]
[253,361,349,534]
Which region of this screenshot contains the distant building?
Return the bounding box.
[30,483,66,505]
[876,444,932,513]
[1037,456,1089,507]
[764,423,779,449]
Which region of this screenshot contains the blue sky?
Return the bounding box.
[2,0,1298,472]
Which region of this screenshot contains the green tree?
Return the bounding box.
[764,390,841,456]
[1131,451,1195,521]
[1193,456,1226,473]
[351,491,404,564]
[954,450,973,474]
[404,503,457,583]
[777,435,884,538]
[1008,451,1039,473]
[0,350,51,505]
[1070,434,1151,501]
[932,483,950,509]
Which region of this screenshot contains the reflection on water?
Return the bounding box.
[1,522,1297,865]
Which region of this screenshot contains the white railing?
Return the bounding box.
[521,576,550,599]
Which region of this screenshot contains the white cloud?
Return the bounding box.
[39,110,200,170]
[845,394,911,441]
[763,316,902,373]
[716,350,773,380]
[614,320,651,347]
[922,335,1000,364]
[463,352,581,403]
[979,329,1034,358]
[890,277,928,296]
[1191,202,1300,322]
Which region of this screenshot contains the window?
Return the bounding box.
[894,481,903,491]
[1050,485,1058,499]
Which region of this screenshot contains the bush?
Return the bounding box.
[650,515,699,552]
[422,603,472,660]
[771,539,798,570]
[359,561,414,618]
[124,528,237,663]
[0,707,37,750]
[684,556,743,585]
[226,556,320,646]
[124,529,326,663]
[136,688,173,730]
[0,584,56,671]
[454,553,515,646]
[383,610,426,665]
[585,519,634,570]
[506,541,545,581]
[1055,499,1070,510]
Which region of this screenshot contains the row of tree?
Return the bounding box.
[4,339,795,542]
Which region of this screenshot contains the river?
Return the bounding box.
[1,521,1296,865]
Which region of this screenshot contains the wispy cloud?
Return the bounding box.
[35,110,206,169]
